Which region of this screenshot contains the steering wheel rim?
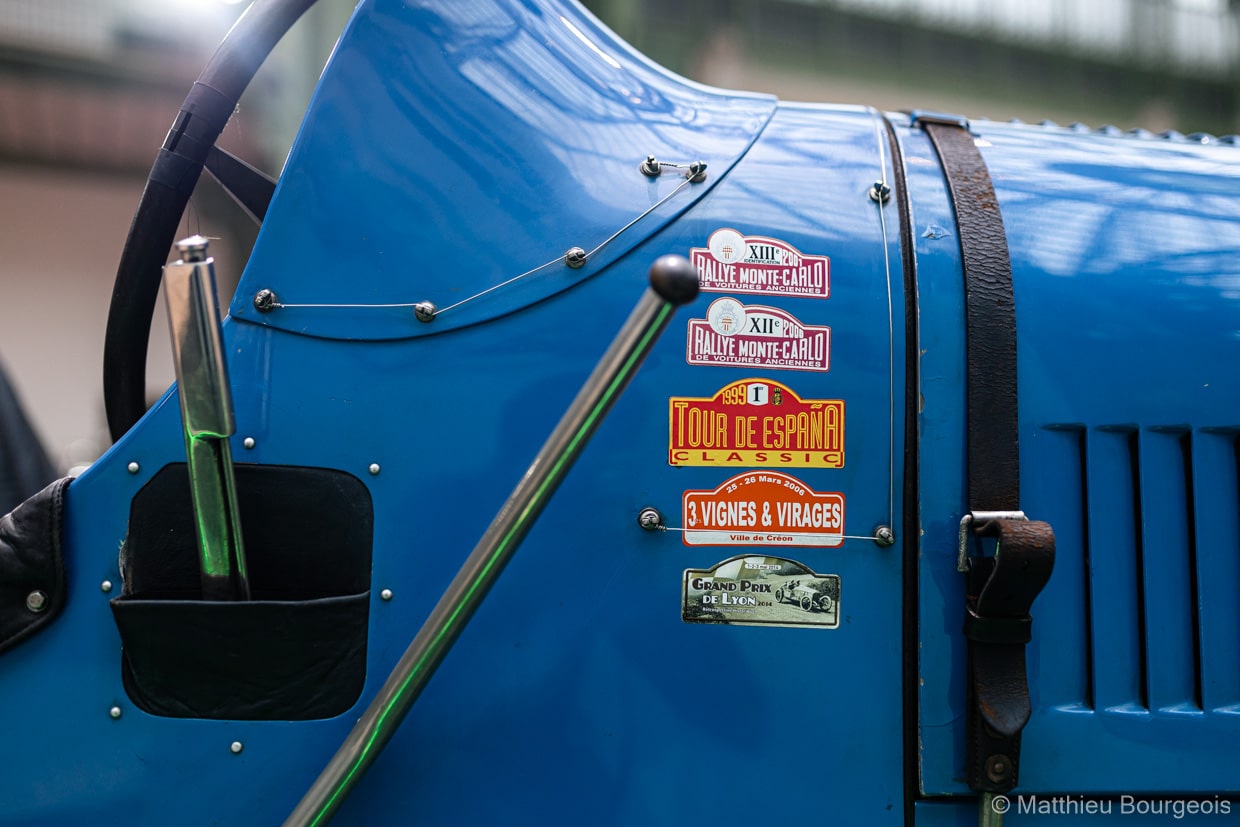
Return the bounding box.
[103,0,320,443]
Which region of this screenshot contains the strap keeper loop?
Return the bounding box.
[957,511,1027,572]
[963,607,1033,644]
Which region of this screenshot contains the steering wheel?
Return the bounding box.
[103,0,320,443]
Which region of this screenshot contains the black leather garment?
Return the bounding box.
[0,359,56,515]
[0,477,71,656]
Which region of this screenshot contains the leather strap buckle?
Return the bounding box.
[957,511,1027,572]
[909,110,971,131]
[962,517,1055,793]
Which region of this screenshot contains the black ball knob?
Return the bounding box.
[648,254,700,306]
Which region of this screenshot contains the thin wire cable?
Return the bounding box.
[274,175,698,316]
[656,525,881,542]
[274,301,424,309]
[869,107,897,532]
[431,258,561,316]
[582,175,694,260]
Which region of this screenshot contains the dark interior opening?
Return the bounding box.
[110,462,373,720]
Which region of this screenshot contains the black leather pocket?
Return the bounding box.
[112,463,374,720]
[112,592,368,720]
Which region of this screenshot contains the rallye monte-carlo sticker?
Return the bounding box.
[668,379,844,468]
[686,297,830,372]
[682,471,844,547]
[690,228,829,299]
[682,555,841,629]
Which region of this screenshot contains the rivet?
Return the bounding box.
[380,589,393,601]
[101,580,113,593]
[109,706,122,720]
[564,247,587,269]
[127,461,140,474]
[25,591,47,613]
[869,181,892,203]
[637,507,664,531]
[985,754,1012,783]
[687,161,708,182]
[368,463,381,476]
[243,437,255,450]
[413,301,437,323]
[230,741,244,754]
[253,289,279,313]
[874,526,896,547]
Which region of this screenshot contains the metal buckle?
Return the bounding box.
[957,511,1027,572]
[909,110,971,131]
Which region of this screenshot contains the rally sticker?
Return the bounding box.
[686,297,830,371]
[669,379,844,468]
[690,228,830,299]
[682,471,844,547]
[682,555,840,629]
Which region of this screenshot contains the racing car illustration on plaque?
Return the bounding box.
[775,580,836,613]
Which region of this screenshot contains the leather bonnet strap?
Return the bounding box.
[917,113,1056,795]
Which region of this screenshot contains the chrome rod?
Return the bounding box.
[283,255,699,827]
[163,235,250,601]
[979,792,1005,827]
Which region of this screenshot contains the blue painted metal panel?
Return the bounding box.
[1138,429,1197,713]
[229,0,775,341]
[902,119,970,795]
[1193,432,1240,713]
[0,2,907,822]
[6,0,1240,819]
[1087,427,1146,712]
[913,117,1240,796]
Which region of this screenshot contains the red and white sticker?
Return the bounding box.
[690,228,830,299]
[687,297,830,372]
[682,471,845,547]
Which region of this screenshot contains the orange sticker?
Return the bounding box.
[682,472,845,547]
[668,379,844,468]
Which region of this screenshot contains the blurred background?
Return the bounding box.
[0,0,1236,489]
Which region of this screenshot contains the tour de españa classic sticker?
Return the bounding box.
[686,297,830,372]
[668,379,844,468]
[682,471,844,547]
[689,228,830,299]
[682,555,841,628]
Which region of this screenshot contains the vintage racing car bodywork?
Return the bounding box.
[1,0,1238,824]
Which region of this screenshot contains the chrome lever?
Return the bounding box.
[163,235,250,601]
